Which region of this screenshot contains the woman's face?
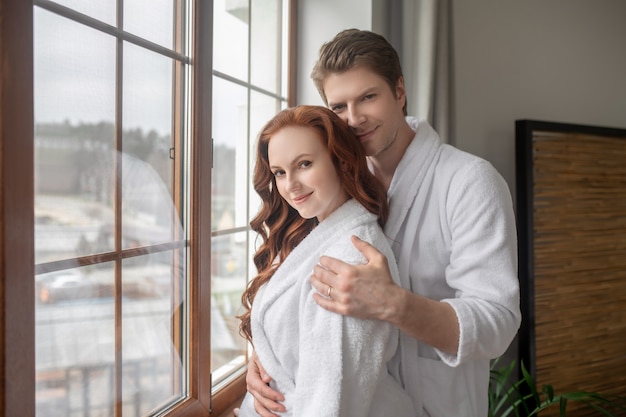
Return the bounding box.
[267,125,348,222]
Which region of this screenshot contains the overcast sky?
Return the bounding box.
[34,0,256,145]
[34,1,176,136]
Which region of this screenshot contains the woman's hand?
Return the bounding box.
[246,351,285,417]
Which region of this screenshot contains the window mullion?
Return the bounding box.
[189,0,214,412]
[114,0,124,414]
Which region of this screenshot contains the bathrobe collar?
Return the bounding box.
[385,120,442,242]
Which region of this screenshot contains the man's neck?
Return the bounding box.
[368,120,416,190]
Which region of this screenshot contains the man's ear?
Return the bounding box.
[396,76,407,106]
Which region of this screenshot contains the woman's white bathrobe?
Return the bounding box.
[385,119,521,417]
[238,199,414,417]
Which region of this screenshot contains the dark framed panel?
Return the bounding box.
[516,120,626,414]
[2,1,36,416]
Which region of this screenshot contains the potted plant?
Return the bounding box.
[488,358,626,416]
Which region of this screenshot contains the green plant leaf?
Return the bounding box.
[520,360,541,406]
[488,357,626,417]
[559,396,567,416]
[583,401,617,416]
[543,383,555,402]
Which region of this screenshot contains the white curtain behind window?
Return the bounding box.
[400,0,454,144]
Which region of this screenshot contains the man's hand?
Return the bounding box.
[310,235,401,321]
[311,235,460,353]
[246,351,285,417]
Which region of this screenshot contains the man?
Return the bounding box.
[241,29,520,417]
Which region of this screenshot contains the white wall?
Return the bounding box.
[452,0,626,375]
[453,0,626,196]
[298,0,626,199]
[296,0,626,371]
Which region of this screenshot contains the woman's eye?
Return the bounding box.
[299,161,312,169]
[273,170,284,177]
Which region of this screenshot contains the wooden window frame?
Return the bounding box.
[0,0,296,416]
[1,0,36,416]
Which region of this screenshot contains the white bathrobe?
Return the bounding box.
[385,119,521,416]
[238,199,414,417]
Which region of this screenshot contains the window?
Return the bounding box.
[210,0,293,392]
[0,0,294,416]
[33,1,194,416]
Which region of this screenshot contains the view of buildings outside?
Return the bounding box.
[34,119,247,415]
[34,121,192,416]
[34,0,286,414]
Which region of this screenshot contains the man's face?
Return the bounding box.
[322,66,406,158]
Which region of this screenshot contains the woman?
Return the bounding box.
[237,106,414,416]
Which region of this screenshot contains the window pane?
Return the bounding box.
[213,0,248,81]
[211,75,250,386]
[34,1,192,415]
[211,232,248,385]
[280,1,289,98]
[34,8,116,264]
[123,43,173,138]
[248,92,284,219]
[35,263,115,416]
[250,0,281,93]
[249,91,283,144]
[48,0,116,25]
[212,77,249,229]
[210,0,291,393]
[122,251,186,414]
[124,0,174,50]
[123,43,176,249]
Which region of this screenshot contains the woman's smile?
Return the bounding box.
[292,192,313,205]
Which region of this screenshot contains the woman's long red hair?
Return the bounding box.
[239,105,389,342]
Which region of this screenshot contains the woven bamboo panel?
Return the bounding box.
[531,130,626,416]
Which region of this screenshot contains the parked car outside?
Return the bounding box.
[36,270,100,304]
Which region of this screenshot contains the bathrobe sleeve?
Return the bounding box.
[438,158,521,365]
[293,234,394,417]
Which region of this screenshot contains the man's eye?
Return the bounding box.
[331,105,344,113]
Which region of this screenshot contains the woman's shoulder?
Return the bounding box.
[323,220,390,266]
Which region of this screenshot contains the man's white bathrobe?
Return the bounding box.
[238,199,414,417]
[385,119,521,417]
